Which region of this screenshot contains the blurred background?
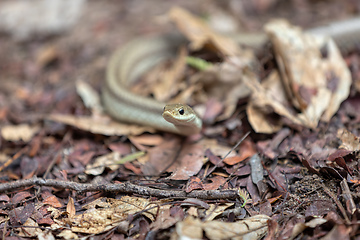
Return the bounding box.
[0,0,359,124]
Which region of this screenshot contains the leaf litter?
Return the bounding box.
[1,1,360,239]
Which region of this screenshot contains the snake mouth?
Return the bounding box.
[162,103,201,127]
[162,111,195,125]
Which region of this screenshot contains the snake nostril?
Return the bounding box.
[179,108,184,115]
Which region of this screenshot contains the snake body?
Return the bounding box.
[102,17,360,135]
[102,34,203,135]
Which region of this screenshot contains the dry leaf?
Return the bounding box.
[56,81,156,136]
[66,197,76,218]
[200,203,234,221]
[168,7,241,56]
[337,128,360,151]
[141,137,182,176]
[201,176,227,190]
[128,134,164,150]
[47,114,155,136]
[202,98,224,124]
[150,207,183,231]
[266,20,350,126]
[154,46,187,101]
[247,20,351,133]
[168,7,257,123]
[18,218,42,237]
[85,152,122,175]
[1,124,40,142]
[173,215,269,240]
[52,196,165,234]
[246,71,295,133]
[289,218,327,240]
[189,56,255,122]
[57,230,79,239]
[168,143,205,180]
[42,195,63,208]
[199,138,237,159]
[224,140,257,165]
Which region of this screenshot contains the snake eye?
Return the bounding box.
[179,108,185,115]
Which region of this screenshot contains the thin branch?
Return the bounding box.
[320,183,350,225]
[0,177,239,200]
[340,179,356,215]
[203,131,250,180]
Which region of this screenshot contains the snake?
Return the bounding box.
[101,34,203,136]
[102,17,360,136]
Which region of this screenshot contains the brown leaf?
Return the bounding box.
[20,157,38,179]
[85,152,122,175]
[328,149,353,162]
[223,140,257,165]
[108,142,131,155]
[185,176,203,192]
[225,164,251,176]
[0,194,9,203]
[1,124,40,142]
[123,162,142,175]
[248,19,351,133]
[168,7,241,56]
[246,71,301,133]
[258,200,272,216]
[337,128,360,151]
[202,98,224,124]
[60,196,159,234]
[181,199,210,209]
[334,157,352,175]
[66,197,76,218]
[11,192,32,204]
[47,114,155,136]
[268,20,350,123]
[246,176,261,203]
[43,195,63,208]
[37,216,54,226]
[17,218,42,237]
[321,224,352,240]
[305,200,336,217]
[10,203,35,225]
[129,134,164,150]
[202,176,227,190]
[168,143,205,180]
[205,149,224,167]
[150,206,184,231]
[172,215,270,239]
[141,137,181,176]
[71,151,95,166]
[153,46,187,101]
[29,135,42,157]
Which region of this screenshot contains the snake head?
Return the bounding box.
[162,103,202,131]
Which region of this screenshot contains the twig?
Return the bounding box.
[0,146,28,172]
[340,179,356,215]
[203,131,250,180]
[320,183,350,224]
[0,177,239,200]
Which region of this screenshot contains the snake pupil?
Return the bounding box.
[179,108,184,115]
